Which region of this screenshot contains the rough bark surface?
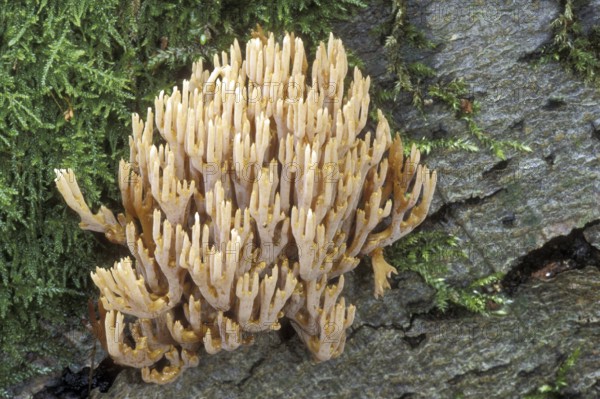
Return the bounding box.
[91,266,600,399]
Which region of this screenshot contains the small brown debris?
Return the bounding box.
[160,36,168,50]
[460,98,473,114]
[531,259,576,281]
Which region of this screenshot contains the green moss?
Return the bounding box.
[385,231,507,315]
[427,79,532,160]
[537,0,600,86]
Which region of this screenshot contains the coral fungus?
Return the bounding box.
[55,30,436,383]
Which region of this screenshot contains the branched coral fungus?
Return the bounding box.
[55,30,436,384]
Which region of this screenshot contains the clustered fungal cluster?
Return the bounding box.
[55,30,436,384]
